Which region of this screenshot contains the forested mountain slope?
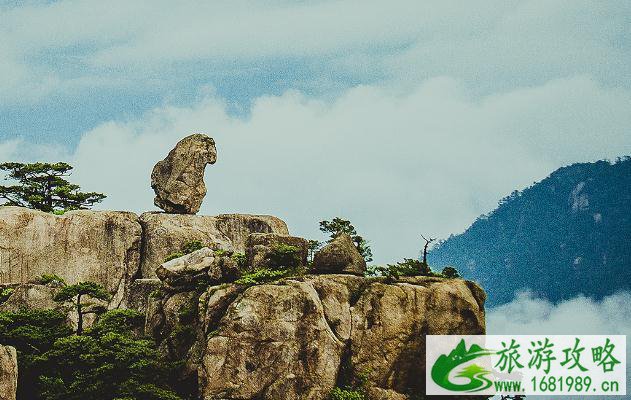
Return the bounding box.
[429,158,631,306]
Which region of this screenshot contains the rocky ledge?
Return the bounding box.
[0,206,288,304]
[147,274,486,400]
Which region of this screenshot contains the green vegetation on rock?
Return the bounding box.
[230,252,247,268]
[366,258,440,280]
[330,387,366,400]
[164,240,213,262]
[235,268,289,286]
[268,243,301,267]
[36,274,66,286]
[180,240,204,255]
[0,307,181,400]
[441,266,460,278]
[0,287,14,303]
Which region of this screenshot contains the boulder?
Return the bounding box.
[155,248,241,289]
[312,234,366,276]
[151,134,217,214]
[0,207,142,306]
[152,274,486,399]
[139,212,288,278]
[156,248,217,288]
[0,345,17,400]
[246,233,309,269]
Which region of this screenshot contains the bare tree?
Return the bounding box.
[421,234,436,267]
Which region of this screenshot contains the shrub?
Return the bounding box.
[0,287,14,303]
[164,251,185,262]
[367,258,434,280]
[319,217,373,262]
[53,282,111,335]
[164,240,210,262]
[169,325,196,346]
[37,274,66,285]
[441,266,461,278]
[330,387,366,400]
[88,309,144,337]
[38,327,182,400]
[177,301,197,324]
[181,240,204,255]
[330,369,370,400]
[0,307,182,400]
[269,244,301,267]
[230,252,247,268]
[0,309,72,400]
[235,268,287,286]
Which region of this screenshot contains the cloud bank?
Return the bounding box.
[487,291,631,398]
[3,74,629,263]
[487,290,631,336]
[1,0,629,106]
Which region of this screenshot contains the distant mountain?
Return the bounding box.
[428,157,631,306]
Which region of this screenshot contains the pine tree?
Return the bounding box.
[0,162,106,213]
[53,282,111,335]
[319,217,373,262]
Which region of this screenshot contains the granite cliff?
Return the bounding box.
[0,134,487,399]
[147,274,485,399]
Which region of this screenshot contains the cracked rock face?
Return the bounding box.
[0,207,141,306]
[0,345,17,400]
[150,275,486,400]
[151,134,217,214]
[139,212,289,278]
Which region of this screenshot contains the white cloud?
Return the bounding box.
[487,290,631,336]
[38,75,627,263]
[1,1,629,103]
[487,290,631,399]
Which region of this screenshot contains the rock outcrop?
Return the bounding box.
[0,345,17,400]
[0,206,291,293]
[151,134,217,214]
[156,248,242,290]
[0,207,141,306]
[147,275,486,400]
[312,234,366,276]
[245,233,309,269]
[139,212,289,278]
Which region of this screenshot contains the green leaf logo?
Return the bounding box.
[431,339,495,392]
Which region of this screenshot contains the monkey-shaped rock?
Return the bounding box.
[151,134,217,214]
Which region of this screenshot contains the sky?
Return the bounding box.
[1,0,631,265]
